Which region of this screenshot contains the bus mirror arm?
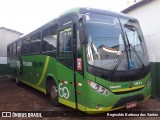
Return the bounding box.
[78,16,88,44]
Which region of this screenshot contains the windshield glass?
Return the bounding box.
[119,18,149,67]
[86,14,149,71]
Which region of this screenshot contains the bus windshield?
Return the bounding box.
[86,14,149,71]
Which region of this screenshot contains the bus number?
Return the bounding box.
[58,83,70,99]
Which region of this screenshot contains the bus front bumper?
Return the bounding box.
[83,94,150,114]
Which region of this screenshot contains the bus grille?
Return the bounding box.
[112,94,144,109]
[101,75,144,82]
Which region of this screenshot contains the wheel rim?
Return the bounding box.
[50,85,58,99]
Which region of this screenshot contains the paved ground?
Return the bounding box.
[0,76,160,120]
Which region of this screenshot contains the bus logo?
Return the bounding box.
[2,112,11,117]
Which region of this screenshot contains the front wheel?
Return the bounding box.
[48,81,59,107]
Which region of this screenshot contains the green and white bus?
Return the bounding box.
[7,8,151,113]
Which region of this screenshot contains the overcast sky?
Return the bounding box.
[0,0,132,34]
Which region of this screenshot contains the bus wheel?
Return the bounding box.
[49,81,59,107]
[15,72,20,86]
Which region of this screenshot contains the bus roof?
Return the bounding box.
[59,7,136,20]
[8,7,137,45]
[32,7,137,33]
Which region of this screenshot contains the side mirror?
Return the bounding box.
[79,17,88,44]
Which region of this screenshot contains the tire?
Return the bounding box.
[48,81,59,107]
[15,72,21,86]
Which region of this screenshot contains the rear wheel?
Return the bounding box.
[48,81,59,107]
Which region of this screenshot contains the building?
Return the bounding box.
[122,0,159,62]
[121,0,160,99]
[0,27,23,75]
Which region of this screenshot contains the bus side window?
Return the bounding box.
[76,29,83,73]
[31,32,41,54]
[13,43,17,57]
[59,28,72,53]
[77,30,82,57]
[7,46,10,57]
[42,24,57,55]
[17,40,22,56]
[10,45,13,57]
[22,38,30,55]
[58,27,73,68]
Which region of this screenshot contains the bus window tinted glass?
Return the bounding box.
[13,43,17,56]
[59,28,72,54]
[22,38,30,54]
[7,46,10,57]
[58,27,73,68]
[77,30,81,51]
[31,32,41,54]
[10,45,12,57]
[17,40,22,55]
[42,24,57,52]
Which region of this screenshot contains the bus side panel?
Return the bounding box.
[19,55,57,93]
[20,56,31,83]
[20,55,44,84]
[9,56,19,78]
[39,55,57,89]
[76,72,86,111]
[57,62,76,109]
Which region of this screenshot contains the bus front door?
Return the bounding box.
[57,27,77,109]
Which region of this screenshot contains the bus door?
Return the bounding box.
[57,26,77,108]
[75,29,86,111]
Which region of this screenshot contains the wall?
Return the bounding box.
[0,27,22,76]
[0,28,22,64]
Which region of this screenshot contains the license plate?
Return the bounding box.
[126,102,137,109]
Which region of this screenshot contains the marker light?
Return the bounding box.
[88,80,110,95]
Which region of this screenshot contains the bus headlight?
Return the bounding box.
[88,80,110,95]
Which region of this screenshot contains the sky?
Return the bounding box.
[0,0,133,34]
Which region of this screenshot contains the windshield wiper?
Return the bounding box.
[130,44,145,69]
[109,33,129,75]
[110,44,145,76]
[125,32,145,69]
[109,49,126,75]
[109,32,145,75]
[125,32,132,58]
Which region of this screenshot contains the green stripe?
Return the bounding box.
[20,79,46,94]
[77,104,86,111]
[112,85,144,92]
[37,56,50,86]
[58,98,76,109]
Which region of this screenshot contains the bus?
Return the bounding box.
[7,8,151,113]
